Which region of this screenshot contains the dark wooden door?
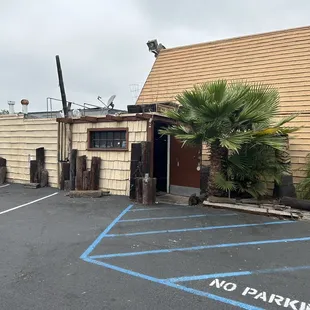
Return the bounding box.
[170,137,200,191]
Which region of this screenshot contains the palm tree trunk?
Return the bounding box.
[208,142,228,197]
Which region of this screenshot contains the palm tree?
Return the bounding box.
[160,80,298,197]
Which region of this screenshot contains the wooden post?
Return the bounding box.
[76,155,87,190]
[130,143,142,199]
[142,177,157,205]
[90,157,101,190]
[135,177,143,203]
[60,162,70,190]
[0,157,6,185]
[141,141,151,175]
[0,157,7,167]
[69,149,78,190]
[83,170,91,190]
[30,160,38,183]
[36,147,45,184]
[40,170,49,188]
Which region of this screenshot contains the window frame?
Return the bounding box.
[87,128,129,151]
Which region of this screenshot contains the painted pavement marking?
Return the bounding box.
[167,265,310,283]
[0,184,10,189]
[130,206,193,212]
[89,236,310,259]
[0,192,58,215]
[80,204,309,310]
[80,204,264,310]
[103,220,295,238]
[118,212,237,222]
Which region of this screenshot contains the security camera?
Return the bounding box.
[147,39,159,53]
[147,39,166,57]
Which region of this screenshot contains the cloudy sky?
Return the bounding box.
[0,0,309,113]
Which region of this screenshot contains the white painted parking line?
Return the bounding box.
[0,192,58,215]
[0,184,10,189]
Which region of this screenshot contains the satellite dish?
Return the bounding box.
[97,95,116,109]
[107,95,116,108]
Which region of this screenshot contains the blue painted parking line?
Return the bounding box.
[103,220,295,238]
[80,204,134,259]
[118,212,237,222]
[130,206,191,212]
[83,256,264,310]
[89,235,310,259]
[167,265,310,283]
[80,204,308,310]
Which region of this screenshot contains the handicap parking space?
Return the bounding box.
[81,203,310,310]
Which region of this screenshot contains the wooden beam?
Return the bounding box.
[135,113,148,120]
[105,114,122,121]
[56,117,73,124]
[80,116,98,123]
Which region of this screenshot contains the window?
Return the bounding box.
[88,128,128,150]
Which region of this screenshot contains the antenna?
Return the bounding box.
[129,84,142,103]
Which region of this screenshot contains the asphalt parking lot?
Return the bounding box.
[0,184,310,310]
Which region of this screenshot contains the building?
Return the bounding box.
[136,25,310,195]
[1,25,310,197]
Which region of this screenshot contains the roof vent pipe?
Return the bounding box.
[8,101,15,114]
[21,99,29,114]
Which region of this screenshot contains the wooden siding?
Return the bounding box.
[72,120,148,196]
[137,26,310,113]
[0,115,58,187]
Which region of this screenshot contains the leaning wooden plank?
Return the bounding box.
[203,201,302,219]
[68,190,110,198]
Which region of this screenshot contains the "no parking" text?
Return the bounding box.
[210,279,310,310]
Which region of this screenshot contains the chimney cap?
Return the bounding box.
[21,99,29,105]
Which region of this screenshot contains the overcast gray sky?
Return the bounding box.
[0,0,309,112]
